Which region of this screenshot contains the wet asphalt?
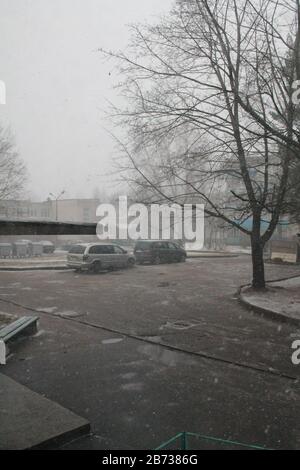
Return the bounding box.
[0,256,300,449]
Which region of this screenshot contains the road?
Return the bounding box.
[0,256,300,449]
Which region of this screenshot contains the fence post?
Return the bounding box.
[181,432,188,450]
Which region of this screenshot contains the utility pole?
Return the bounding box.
[49,190,65,221]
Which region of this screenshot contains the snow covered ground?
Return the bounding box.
[241,277,300,322]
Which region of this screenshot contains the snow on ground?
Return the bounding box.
[0,312,17,327]
[242,277,300,321]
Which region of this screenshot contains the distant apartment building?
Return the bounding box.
[0,198,100,223]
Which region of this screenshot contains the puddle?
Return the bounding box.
[59,310,84,318]
[102,338,124,345]
[121,382,144,392]
[121,372,137,380]
[143,336,162,343]
[46,280,66,284]
[157,282,170,288]
[139,344,198,367]
[36,307,58,314]
[0,283,22,289]
[18,356,34,362]
[162,320,200,331]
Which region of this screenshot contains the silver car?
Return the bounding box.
[67,243,135,273]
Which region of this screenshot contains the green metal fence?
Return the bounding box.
[155,432,272,450]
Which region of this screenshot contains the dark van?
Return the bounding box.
[134,240,186,265]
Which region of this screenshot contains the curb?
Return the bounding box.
[187,253,239,259]
[265,259,300,267]
[0,372,90,450]
[29,422,91,450]
[238,276,300,326]
[0,265,69,272]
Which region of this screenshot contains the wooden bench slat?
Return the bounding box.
[0,316,39,365]
[0,317,34,338]
[0,318,30,338]
[0,317,39,341]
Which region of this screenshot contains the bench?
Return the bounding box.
[0,316,39,365]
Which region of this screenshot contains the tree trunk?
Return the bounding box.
[251,236,266,290]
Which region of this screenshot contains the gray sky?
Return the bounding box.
[0,0,173,201]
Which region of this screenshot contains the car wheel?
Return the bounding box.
[153,255,161,265]
[127,258,135,268]
[91,261,102,274]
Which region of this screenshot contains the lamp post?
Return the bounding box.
[49,190,65,221]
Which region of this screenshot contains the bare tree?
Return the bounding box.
[285,157,300,221]
[0,125,26,203]
[103,0,300,289]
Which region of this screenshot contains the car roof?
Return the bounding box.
[73,243,116,247]
[136,240,160,243]
[135,240,173,243]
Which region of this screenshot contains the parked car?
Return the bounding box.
[39,241,55,254]
[134,240,187,265]
[67,243,136,273]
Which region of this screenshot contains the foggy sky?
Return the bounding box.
[0,0,173,201]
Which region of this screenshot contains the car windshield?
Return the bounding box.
[135,241,153,251]
[69,245,86,254]
[89,245,114,254]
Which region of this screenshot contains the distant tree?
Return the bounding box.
[104,0,300,289]
[0,126,26,201]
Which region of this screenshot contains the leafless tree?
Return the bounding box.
[0,125,26,203]
[284,156,300,221]
[103,0,300,289]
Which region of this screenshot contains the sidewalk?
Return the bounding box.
[0,252,238,270]
[0,254,68,271]
[240,276,300,325]
[0,373,90,449]
[0,315,90,449]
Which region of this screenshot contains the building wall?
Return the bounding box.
[51,199,100,223]
[0,200,52,220]
[0,198,100,223]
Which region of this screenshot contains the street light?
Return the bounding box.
[49,190,65,221]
